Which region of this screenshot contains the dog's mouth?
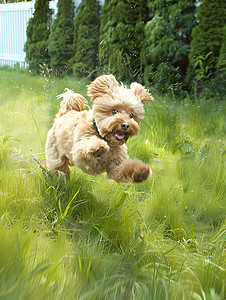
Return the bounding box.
[112,131,128,141]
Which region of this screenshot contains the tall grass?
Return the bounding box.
[0,68,225,299]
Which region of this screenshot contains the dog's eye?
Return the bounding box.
[112,109,118,114]
[129,113,134,118]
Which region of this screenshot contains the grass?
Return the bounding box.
[0,68,225,299]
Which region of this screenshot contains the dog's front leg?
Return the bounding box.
[107,159,151,183]
[70,136,109,173]
[72,136,110,158]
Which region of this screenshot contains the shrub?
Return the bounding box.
[24,0,52,73]
[48,0,74,75]
[188,0,226,95]
[99,0,148,82]
[72,0,100,78]
[144,0,196,93]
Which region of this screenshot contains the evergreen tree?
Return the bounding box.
[48,0,74,75]
[214,25,226,94]
[99,0,148,82]
[216,26,226,73]
[24,0,52,73]
[72,0,100,78]
[189,0,226,89]
[144,0,196,93]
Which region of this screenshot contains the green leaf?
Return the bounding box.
[53,188,80,228]
[32,262,53,275]
[115,190,128,209]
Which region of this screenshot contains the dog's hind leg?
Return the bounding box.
[46,128,72,178]
[57,156,72,179]
[46,151,71,179]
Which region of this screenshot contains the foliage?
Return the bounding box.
[188,0,226,94]
[24,0,52,73]
[143,0,196,93]
[0,69,225,299]
[214,25,226,95]
[48,0,74,75]
[0,0,31,2]
[216,26,226,73]
[20,0,226,96]
[192,51,214,81]
[72,0,100,78]
[99,0,148,82]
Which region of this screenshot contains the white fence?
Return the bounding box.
[0,2,35,67]
[0,0,104,68]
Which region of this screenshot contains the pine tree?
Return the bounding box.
[72,0,100,78]
[189,0,226,88]
[99,0,148,82]
[24,0,52,73]
[144,0,196,93]
[216,26,226,73]
[48,0,74,75]
[214,25,226,94]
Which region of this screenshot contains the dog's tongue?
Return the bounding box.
[115,132,125,140]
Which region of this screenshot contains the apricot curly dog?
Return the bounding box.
[46,74,153,183]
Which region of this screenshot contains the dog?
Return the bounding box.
[46,74,153,183]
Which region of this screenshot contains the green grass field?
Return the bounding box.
[0,68,225,300]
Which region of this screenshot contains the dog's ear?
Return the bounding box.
[130,82,153,104]
[87,75,118,102]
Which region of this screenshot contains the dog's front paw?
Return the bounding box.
[93,147,106,157]
[133,164,151,183]
[89,142,110,158]
[107,159,151,183]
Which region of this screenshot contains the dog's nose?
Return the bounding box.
[121,123,129,130]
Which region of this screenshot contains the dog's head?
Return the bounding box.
[87,75,153,145]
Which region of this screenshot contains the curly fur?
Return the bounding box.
[46,74,153,182]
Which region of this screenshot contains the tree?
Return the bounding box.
[216,26,226,73]
[48,0,74,75]
[143,0,196,93]
[24,0,52,73]
[188,0,226,91]
[72,0,100,78]
[99,0,148,82]
[0,0,31,2]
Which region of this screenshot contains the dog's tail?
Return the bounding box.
[55,88,88,119]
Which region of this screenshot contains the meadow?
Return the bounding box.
[0,68,225,300]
